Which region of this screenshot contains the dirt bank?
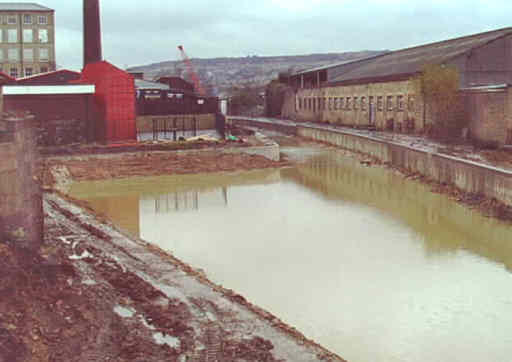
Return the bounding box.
[0,193,344,362]
[41,150,289,191]
[0,137,348,362]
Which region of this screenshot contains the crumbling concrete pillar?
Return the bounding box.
[0,114,43,249]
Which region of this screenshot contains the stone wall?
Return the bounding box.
[0,116,43,249]
[136,113,216,133]
[464,86,512,145]
[283,82,512,145]
[282,79,426,133]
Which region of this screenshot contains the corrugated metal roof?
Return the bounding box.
[293,54,389,76]
[0,3,52,11]
[135,79,170,90]
[330,27,512,84]
[3,85,95,95]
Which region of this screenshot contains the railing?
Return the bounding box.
[150,117,198,141]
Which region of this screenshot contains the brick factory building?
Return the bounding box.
[0,3,56,79]
[282,27,512,145]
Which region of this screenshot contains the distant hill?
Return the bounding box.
[128,51,387,96]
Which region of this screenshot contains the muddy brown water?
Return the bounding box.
[70,147,512,362]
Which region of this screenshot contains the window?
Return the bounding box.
[39,48,49,61]
[8,16,17,24]
[323,97,327,110]
[397,95,404,111]
[23,29,33,43]
[328,97,332,110]
[369,96,374,108]
[10,67,18,78]
[24,68,33,77]
[346,97,352,110]
[40,66,48,73]
[354,97,359,110]
[0,49,3,61]
[38,16,47,25]
[334,97,338,110]
[38,29,48,43]
[0,29,3,43]
[298,98,302,110]
[340,97,345,110]
[23,48,33,61]
[361,97,367,111]
[408,95,415,111]
[8,48,18,61]
[377,96,383,111]
[23,15,32,24]
[387,96,394,111]
[8,29,17,43]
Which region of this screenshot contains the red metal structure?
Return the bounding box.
[177,45,205,96]
[78,61,136,143]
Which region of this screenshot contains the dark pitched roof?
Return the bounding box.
[323,27,512,84]
[292,53,390,76]
[15,69,81,85]
[0,3,53,11]
[0,70,16,84]
[135,79,170,90]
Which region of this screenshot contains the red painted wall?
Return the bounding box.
[80,61,136,143]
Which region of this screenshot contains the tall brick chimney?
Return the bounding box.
[83,0,102,68]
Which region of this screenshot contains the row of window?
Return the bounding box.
[0,47,50,62]
[297,95,415,112]
[0,28,49,43]
[0,14,48,25]
[0,66,49,78]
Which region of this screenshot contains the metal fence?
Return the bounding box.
[149,117,198,141]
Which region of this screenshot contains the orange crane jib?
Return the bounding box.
[177,45,206,96]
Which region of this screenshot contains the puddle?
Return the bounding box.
[113,305,136,318]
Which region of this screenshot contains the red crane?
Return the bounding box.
[177,45,205,96]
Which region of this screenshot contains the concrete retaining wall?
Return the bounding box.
[0,116,43,249]
[228,117,297,135]
[297,126,512,206]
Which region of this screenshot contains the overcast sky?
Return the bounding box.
[28,0,512,70]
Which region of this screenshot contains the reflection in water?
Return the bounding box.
[286,152,512,271]
[151,188,227,214]
[71,149,512,362]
